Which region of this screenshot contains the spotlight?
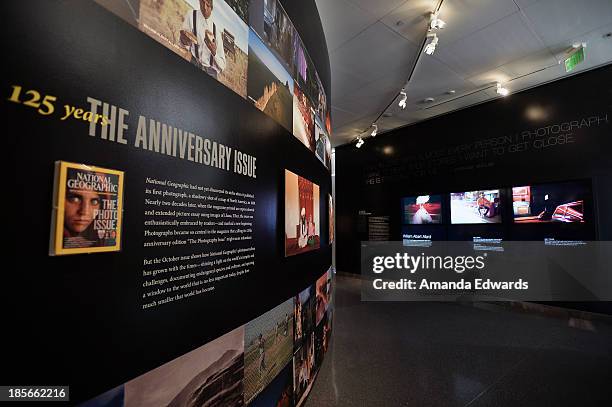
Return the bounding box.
[371,124,378,137]
[496,82,509,96]
[429,11,446,31]
[398,90,407,109]
[355,137,364,148]
[424,33,438,55]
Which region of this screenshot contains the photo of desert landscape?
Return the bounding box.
[124,327,245,407]
[247,28,294,132]
[243,298,294,404]
[292,83,315,152]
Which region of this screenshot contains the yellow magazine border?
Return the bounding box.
[53,161,124,256]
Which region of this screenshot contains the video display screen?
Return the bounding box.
[512,181,588,223]
[450,190,502,224]
[401,195,442,224]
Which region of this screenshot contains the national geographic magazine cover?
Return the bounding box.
[49,161,124,255]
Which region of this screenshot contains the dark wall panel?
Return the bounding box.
[336,65,612,274]
[3,0,331,403]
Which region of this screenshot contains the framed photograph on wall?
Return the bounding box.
[285,170,320,256]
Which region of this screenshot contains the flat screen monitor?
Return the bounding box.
[401,195,442,224]
[512,181,589,223]
[450,190,502,224]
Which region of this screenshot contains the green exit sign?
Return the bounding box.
[565,46,585,72]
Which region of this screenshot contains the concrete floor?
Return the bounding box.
[305,275,612,406]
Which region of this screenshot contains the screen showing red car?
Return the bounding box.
[512,181,589,223]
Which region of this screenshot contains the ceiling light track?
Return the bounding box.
[421,63,559,111]
[352,0,446,146]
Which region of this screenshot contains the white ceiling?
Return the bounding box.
[316,0,612,146]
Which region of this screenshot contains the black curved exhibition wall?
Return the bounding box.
[4,0,333,405]
[335,64,612,312]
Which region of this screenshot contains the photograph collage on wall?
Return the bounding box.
[123,327,245,406]
[72,2,335,404]
[81,269,335,407]
[292,267,334,407]
[285,170,321,257]
[49,161,124,256]
[244,298,294,404]
[96,0,332,170]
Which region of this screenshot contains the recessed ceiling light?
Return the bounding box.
[383,112,393,117]
[424,97,435,103]
[447,90,456,95]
